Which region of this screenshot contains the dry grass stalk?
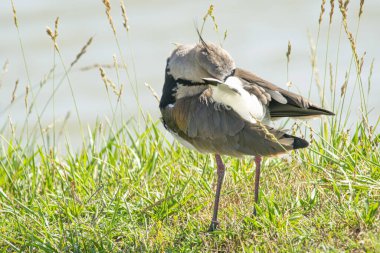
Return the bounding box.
[359,51,366,74]
[11,79,19,103]
[0,60,9,88]
[308,125,315,144]
[144,83,160,103]
[117,84,124,102]
[99,67,110,91]
[8,115,15,137]
[70,37,94,67]
[340,72,348,97]
[286,41,292,64]
[80,62,129,71]
[112,55,124,101]
[319,0,326,24]
[59,111,71,136]
[367,59,374,94]
[223,30,228,41]
[359,0,364,18]
[338,0,360,71]
[329,62,334,93]
[2,60,9,73]
[46,17,60,51]
[120,0,129,32]
[25,84,30,111]
[250,114,287,153]
[329,0,335,24]
[99,67,119,97]
[102,0,117,35]
[308,33,323,101]
[54,17,59,38]
[10,0,18,28]
[40,67,55,87]
[308,34,317,71]
[291,122,300,136]
[309,36,323,100]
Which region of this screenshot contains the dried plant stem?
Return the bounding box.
[11,0,45,149]
[0,60,9,88]
[337,0,368,125]
[28,37,94,137]
[359,0,364,18]
[120,0,129,32]
[11,80,19,103]
[145,83,160,103]
[46,17,86,145]
[102,0,116,35]
[70,37,93,67]
[321,2,334,108]
[286,41,292,82]
[319,0,326,24]
[101,0,143,125]
[329,0,335,24]
[367,59,374,95]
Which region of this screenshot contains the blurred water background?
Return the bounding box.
[1,0,379,149]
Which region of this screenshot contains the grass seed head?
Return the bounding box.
[286,41,292,63]
[102,0,117,35]
[340,72,348,97]
[329,0,335,24]
[11,0,18,28]
[24,84,30,111]
[145,83,160,103]
[11,79,19,104]
[359,0,364,18]
[46,18,60,51]
[70,36,93,67]
[120,0,129,31]
[329,62,335,93]
[319,0,326,24]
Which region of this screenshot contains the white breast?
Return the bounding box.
[210,76,266,123]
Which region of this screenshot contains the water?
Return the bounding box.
[1,0,379,148]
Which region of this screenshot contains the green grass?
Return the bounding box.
[1,1,380,252]
[0,116,379,252]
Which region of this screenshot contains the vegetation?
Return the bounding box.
[0,0,379,252]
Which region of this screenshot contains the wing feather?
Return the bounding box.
[234,68,334,117]
[161,96,308,156]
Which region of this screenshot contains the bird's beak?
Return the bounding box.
[202,77,224,86]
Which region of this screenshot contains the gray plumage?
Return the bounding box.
[159,40,334,231]
[162,95,306,157]
[160,42,333,157]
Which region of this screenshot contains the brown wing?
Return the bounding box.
[234,68,335,118]
[161,95,308,157]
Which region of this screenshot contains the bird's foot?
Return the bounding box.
[208,220,219,232]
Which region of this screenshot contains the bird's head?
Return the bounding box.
[159,42,235,109]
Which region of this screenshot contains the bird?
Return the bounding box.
[159,38,334,231]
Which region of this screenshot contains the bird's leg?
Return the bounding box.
[253,156,262,216]
[209,154,226,232]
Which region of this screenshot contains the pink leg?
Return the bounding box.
[253,156,262,216]
[209,154,226,231]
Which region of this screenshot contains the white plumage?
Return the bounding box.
[210,76,266,124]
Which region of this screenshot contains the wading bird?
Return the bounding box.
[159,39,334,231]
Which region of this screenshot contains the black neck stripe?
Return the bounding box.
[176,78,207,86]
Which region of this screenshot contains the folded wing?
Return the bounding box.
[234,68,335,118]
[161,96,309,157]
